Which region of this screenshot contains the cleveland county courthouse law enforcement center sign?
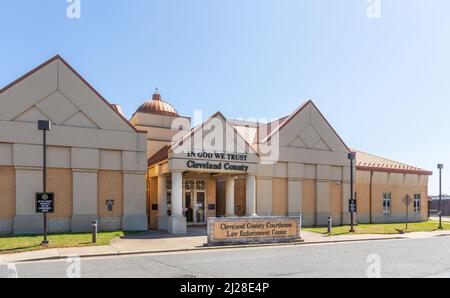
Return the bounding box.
[36,193,55,213]
[207,216,302,246]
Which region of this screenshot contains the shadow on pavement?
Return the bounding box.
[119,226,207,240]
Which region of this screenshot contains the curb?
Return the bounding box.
[1,236,405,264]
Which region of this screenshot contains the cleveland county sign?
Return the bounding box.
[36,193,55,213]
[207,216,302,246]
[186,152,250,173]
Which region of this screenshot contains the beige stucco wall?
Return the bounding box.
[330,181,342,221]
[131,112,190,158]
[72,170,98,215]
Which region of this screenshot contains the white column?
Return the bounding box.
[13,168,43,234]
[168,171,186,235]
[226,176,235,217]
[288,180,303,216]
[316,180,331,226]
[171,171,183,216]
[72,169,99,232]
[157,175,168,230]
[246,175,257,217]
[122,171,148,231]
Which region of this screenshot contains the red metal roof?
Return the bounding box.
[148,145,170,167]
[354,149,432,175]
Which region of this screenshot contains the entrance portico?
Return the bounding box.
[148,165,256,234]
[153,169,258,235]
[157,171,256,235]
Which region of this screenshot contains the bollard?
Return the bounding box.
[92,220,97,243]
[327,217,333,234]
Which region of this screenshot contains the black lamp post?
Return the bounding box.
[438,163,444,230]
[348,152,356,233]
[38,120,51,246]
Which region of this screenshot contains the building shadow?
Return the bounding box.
[119,226,207,240]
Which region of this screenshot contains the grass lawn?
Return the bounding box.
[0,231,128,254]
[303,221,450,236]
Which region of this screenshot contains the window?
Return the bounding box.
[383,193,391,215]
[166,178,172,190]
[167,191,172,216]
[196,181,206,191]
[184,180,195,191]
[414,194,421,213]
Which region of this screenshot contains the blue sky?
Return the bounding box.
[0,0,449,195]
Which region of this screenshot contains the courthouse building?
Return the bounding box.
[141,92,432,234]
[0,56,433,235]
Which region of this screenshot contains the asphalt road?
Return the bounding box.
[1,237,450,278]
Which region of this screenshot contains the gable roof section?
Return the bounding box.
[354,149,432,175]
[171,111,260,156]
[0,55,142,133]
[264,100,350,152]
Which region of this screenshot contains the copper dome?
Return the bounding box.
[136,91,179,116]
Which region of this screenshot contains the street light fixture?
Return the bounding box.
[438,163,444,230]
[348,152,357,233]
[38,120,51,246]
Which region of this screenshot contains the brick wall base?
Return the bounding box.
[48,219,71,234]
[302,214,316,227]
[99,217,122,231]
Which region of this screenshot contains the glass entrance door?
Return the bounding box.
[195,192,206,225]
[184,191,206,225]
[185,192,194,224]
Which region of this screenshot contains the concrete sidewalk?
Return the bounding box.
[2,228,450,264]
[429,216,450,222]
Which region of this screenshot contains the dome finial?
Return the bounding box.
[153,89,161,101]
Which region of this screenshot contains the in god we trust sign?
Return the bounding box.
[36,193,55,214]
